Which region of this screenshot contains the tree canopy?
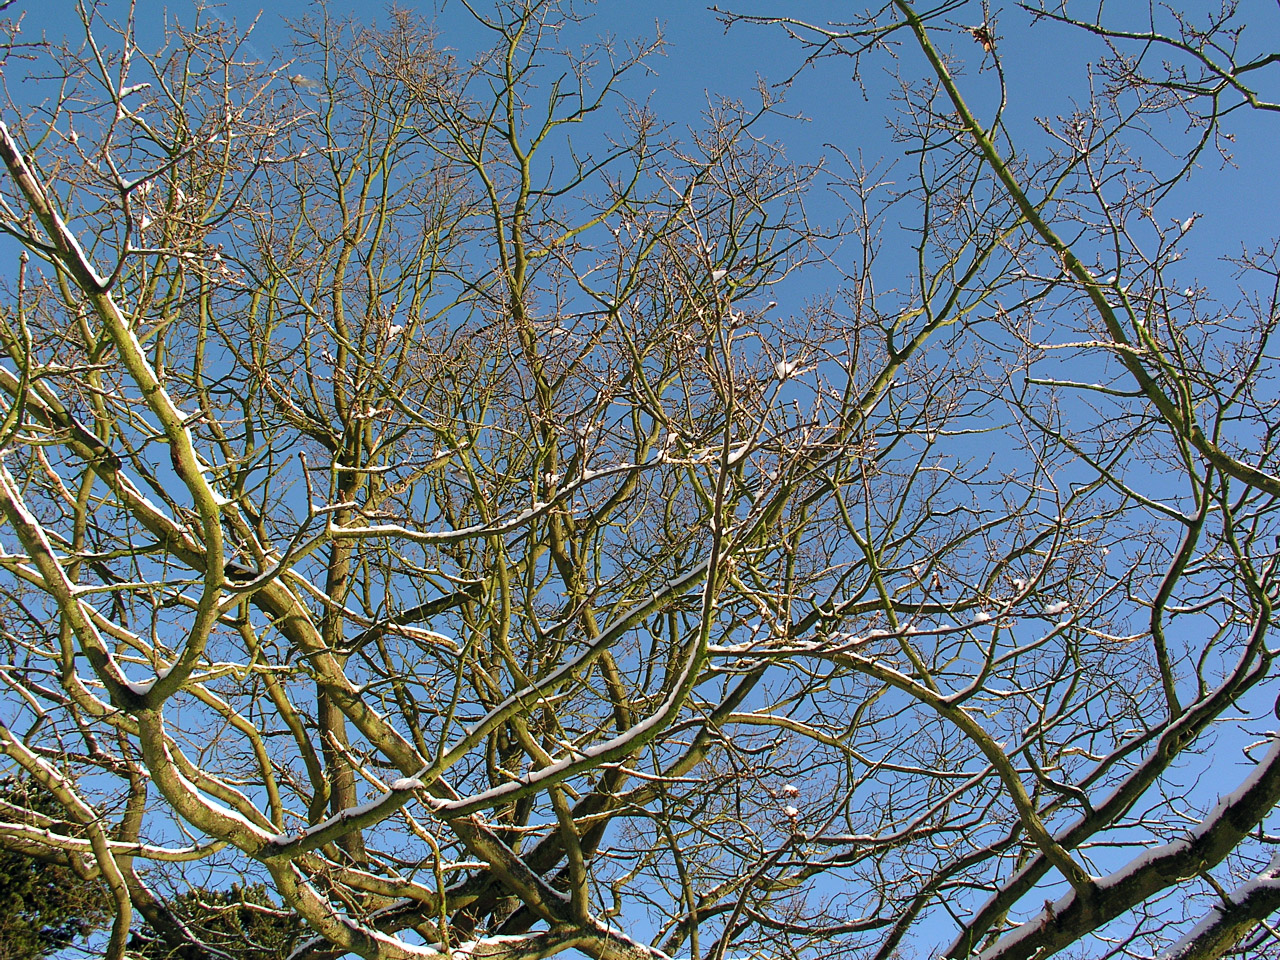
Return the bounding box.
[0,777,109,959]
[0,2,1278,959]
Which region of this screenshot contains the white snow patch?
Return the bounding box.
[774,359,801,380]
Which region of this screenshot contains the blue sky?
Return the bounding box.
[10,0,1279,272]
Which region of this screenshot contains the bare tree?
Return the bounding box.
[0,1,1277,959]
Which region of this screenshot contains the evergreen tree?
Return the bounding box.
[0,779,109,960]
[128,884,304,960]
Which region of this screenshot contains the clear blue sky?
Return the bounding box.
[9,0,1279,276]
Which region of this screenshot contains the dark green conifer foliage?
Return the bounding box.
[0,778,108,960]
[129,884,304,960]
